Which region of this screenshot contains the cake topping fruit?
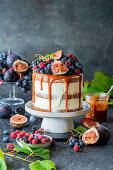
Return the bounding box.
[53,50,63,59]
[51,61,69,75]
[13,60,29,73]
[10,114,27,128]
[33,50,83,75]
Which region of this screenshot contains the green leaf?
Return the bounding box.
[83,72,113,100]
[14,144,31,155]
[83,81,90,100]
[32,148,50,160]
[0,149,7,170]
[29,160,56,170]
[76,126,87,135]
[108,99,113,106]
[20,140,33,153]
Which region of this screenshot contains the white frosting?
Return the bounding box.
[33,74,83,112]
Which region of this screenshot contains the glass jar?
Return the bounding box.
[85,92,109,122]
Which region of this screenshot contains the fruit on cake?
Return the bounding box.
[32,50,83,112]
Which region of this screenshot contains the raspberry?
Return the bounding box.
[15,130,20,134]
[74,145,80,152]
[33,65,38,70]
[20,131,26,137]
[51,140,55,145]
[38,135,44,141]
[0,80,4,85]
[46,59,52,64]
[65,61,71,66]
[10,132,17,139]
[7,144,15,150]
[45,138,50,142]
[67,54,73,58]
[35,130,41,134]
[32,139,38,144]
[39,62,46,69]
[2,68,7,74]
[17,133,22,139]
[38,128,44,134]
[41,138,47,144]
[75,68,80,75]
[28,136,34,142]
[26,133,31,136]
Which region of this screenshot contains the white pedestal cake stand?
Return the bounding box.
[25,101,91,134]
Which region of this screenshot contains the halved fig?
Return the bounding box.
[81,118,100,128]
[13,60,29,73]
[51,61,69,75]
[53,50,63,59]
[82,127,99,145]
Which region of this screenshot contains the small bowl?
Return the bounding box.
[16,135,52,149]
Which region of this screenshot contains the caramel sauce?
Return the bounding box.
[32,71,82,112]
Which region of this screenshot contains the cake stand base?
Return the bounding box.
[41,118,74,133]
[25,101,91,134]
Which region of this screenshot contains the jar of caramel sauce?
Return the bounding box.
[85,93,109,122]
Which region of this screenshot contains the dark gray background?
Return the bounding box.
[0,0,113,80]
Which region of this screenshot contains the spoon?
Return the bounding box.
[101,85,113,97]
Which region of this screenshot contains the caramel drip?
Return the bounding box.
[32,72,36,103]
[40,76,43,90]
[65,78,69,112]
[79,75,82,110]
[32,72,82,112]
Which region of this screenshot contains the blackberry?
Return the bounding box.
[75,62,83,70]
[15,107,25,115]
[69,65,75,71]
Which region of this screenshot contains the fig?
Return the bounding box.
[51,61,69,75]
[6,50,21,68]
[10,114,27,128]
[82,127,99,145]
[53,50,63,59]
[0,104,12,118]
[30,115,42,124]
[4,69,19,82]
[13,60,29,73]
[81,118,100,128]
[96,125,111,144]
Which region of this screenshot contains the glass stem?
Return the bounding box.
[9,84,16,99]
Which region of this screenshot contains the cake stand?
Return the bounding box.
[25,101,91,134]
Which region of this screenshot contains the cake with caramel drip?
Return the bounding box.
[32,50,83,112]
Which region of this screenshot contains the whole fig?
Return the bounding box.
[0,104,12,118]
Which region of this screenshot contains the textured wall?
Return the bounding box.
[0,0,113,80]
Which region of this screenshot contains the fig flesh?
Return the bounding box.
[6,50,21,68]
[10,114,27,128]
[81,118,100,128]
[13,60,29,73]
[53,50,63,59]
[82,127,99,145]
[51,61,68,75]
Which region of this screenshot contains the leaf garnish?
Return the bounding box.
[32,148,50,160]
[29,160,56,170]
[20,140,33,153]
[0,149,7,170]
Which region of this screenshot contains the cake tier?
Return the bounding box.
[32,72,83,112]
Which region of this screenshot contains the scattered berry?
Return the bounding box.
[0,80,4,85]
[15,107,25,115]
[7,144,15,149]
[69,142,74,147]
[51,140,55,145]
[74,145,80,152]
[38,128,44,134]
[20,131,26,137]
[35,130,41,134]
[2,68,7,74]
[10,132,17,139]
[3,137,9,143]
[32,139,38,144]
[3,130,9,135]
[39,62,46,69]
[80,141,84,147]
